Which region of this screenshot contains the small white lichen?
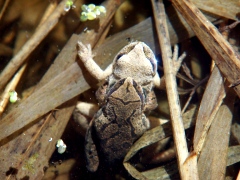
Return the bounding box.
[56,139,67,154]
[64,0,75,12]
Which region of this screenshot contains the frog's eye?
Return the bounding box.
[116,54,124,60]
[149,57,157,73]
[142,46,157,73]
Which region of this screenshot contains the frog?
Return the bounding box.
[77,41,160,172]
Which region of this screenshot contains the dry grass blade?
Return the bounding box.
[193,66,226,153]
[141,162,179,180]
[192,0,239,20]
[171,0,240,98]
[151,0,194,179]
[227,145,240,166]
[124,163,148,180]
[198,103,233,179]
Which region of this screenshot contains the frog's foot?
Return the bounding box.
[77,41,113,81]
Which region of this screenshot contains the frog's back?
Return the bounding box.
[93,78,149,163]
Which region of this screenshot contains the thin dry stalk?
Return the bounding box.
[219,21,240,32]
[0,0,10,21]
[182,63,194,80]
[181,90,195,114]
[0,64,27,116]
[181,76,208,113]
[37,0,58,27]
[150,0,194,179]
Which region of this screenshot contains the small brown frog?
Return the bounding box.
[78,42,160,172]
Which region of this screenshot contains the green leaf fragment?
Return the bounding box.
[88,4,96,11]
[9,91,18,103]
[98,6,106,14]
[80,4,106,21]
[66,0,73,6]
[81,4,89,12]
[87,12,97,20]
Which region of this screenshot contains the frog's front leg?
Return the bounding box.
[153,73,161,89]
[78,42,113,81]
[85,119,99,172]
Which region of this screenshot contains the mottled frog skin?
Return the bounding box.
[78,42,159,172]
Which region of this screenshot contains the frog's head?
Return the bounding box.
[111,42,157,92]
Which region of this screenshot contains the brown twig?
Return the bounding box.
[219,20,240,33]
[181,76,208,113]
[182,63,194,80]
